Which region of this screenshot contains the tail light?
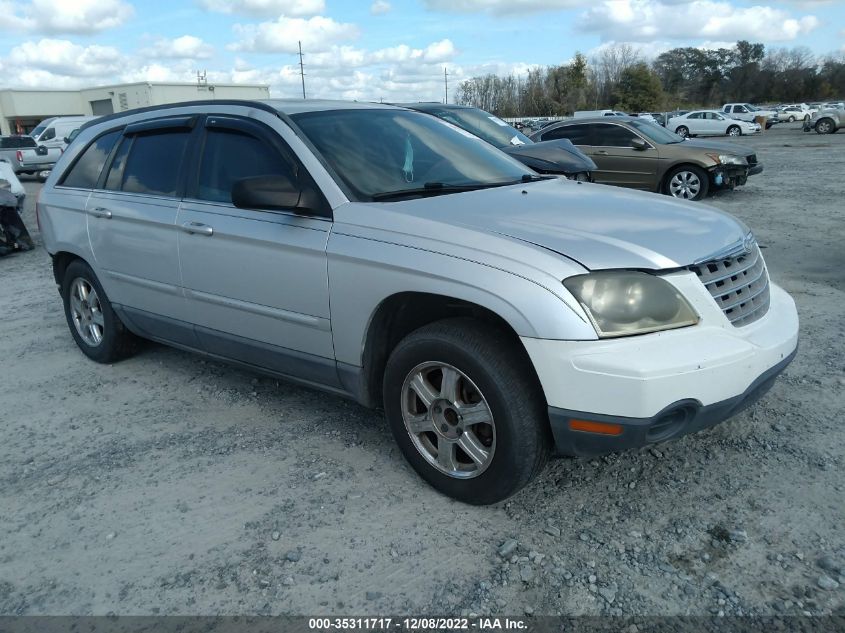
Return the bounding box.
[35,186,42,231]
[16,150,22,163]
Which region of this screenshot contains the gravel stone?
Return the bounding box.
[817,575,839,591]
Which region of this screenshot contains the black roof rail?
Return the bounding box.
[78,99,279,133]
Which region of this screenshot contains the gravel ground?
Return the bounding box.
[0,122,843,617]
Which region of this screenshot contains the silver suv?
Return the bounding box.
[38,100,799,504]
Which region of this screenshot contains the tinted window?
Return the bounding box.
[197,128,293,204]
[592,124,639,147]
[41,128,56,141]
[542,124,591,145]
[119,131,190,196]
[688,112,703,119]
[104,137,131,191]
[61,130,121,189]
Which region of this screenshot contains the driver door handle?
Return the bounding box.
[89,207,112,219]
[596,150,609,155]
[181,221,213,236]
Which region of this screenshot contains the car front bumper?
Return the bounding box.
[521,279,799,457]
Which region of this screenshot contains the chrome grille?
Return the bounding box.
[688,242,770,326]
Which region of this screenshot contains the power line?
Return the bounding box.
[298,41,306,99]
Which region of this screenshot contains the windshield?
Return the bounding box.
[291,109,532,201]
[746,104,760,112]
[30,118,55,139]
[420,107,531,148]
[628,119,685,144]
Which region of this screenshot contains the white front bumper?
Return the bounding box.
[522,276,799,419]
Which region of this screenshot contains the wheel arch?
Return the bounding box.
[51,249,89,287]
[350,292,543,409]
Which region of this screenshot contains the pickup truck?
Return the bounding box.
[15,144,63,180]
[721,103,778,128]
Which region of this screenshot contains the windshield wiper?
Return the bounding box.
[371,180,524,201]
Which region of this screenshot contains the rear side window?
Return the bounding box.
[61,130,121,189]
[197,128,293,204]
[111,130,190,197]
[542,124,591,145]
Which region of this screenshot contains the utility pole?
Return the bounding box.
[298,40,306,99]
[444,67,448,104]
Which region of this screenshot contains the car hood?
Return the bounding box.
[681,138,755,157]
[502,139,597,174]
[355,178,748,271]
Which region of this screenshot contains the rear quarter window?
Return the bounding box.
[60,130,122,189]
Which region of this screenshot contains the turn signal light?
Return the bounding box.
[569,419,624,436]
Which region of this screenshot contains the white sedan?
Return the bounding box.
[668,110,760,138]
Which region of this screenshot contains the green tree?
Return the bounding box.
[612,63,664,111]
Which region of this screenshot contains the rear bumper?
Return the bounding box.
[547,347,795,456]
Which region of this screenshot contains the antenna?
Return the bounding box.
[444,67,449,104]
[298,41,306,99]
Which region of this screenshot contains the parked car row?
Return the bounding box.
[37,98,798,504]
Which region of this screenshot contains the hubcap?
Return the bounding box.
[669,171,701,199]
[729,127,740,136]
[677,127,688,138]
[818,121,832,133]
[401,362,496,479]
[69,278,104,347]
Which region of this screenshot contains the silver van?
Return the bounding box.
[38,100,799,504]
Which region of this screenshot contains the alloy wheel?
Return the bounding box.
[401,361,496,479]
[669,171,701,199]
[69,278,104,346]
[728,126,741,137]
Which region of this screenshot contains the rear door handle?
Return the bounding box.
[181,221,213,236]
[89,207,112,219]
[596,150,609,155]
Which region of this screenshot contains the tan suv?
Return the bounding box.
[530,116,763,201]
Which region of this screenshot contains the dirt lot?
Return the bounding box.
[1,122,843,617]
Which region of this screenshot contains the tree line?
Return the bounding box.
[455,41,845,116]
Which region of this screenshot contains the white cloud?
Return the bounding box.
[230,15,360,53]
[197,0,324,16]
[144,35,215,59]
[423,0,586,14]
[8,39,124,77]
[370,0,391,14]
[0,0,134,35]
[580,0,820,42]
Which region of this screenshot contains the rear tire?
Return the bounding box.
[816,118,835,134]
[665,165,709,201]
[61,259,137,363]
[383,318,550,505]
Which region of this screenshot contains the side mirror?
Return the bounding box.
[63,137,70,144]
[631,137,649,151]
[232,174,303,212]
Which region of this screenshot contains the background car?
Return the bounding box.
[722,103,778,128]
[805,106,843,134]
[668,110,760,137]
[0,135,39,173]
[530,116,762,201]
[401,103,596,181]
[776,106,812,123]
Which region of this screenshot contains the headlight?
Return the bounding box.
[706,153,748,166]
[563,271,699,338]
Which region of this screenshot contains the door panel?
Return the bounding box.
[588,124,658,189]
[176,202,334,361]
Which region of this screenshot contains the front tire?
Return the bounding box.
[727,125,741,137]
[383,319,550,505]
[61,260,136,363]
[665,165,709,201]
[675,126,689,138]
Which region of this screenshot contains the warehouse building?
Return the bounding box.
[0,81,271,135]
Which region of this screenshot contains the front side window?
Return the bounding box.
[41,128,56,141]
[115,130,190,196]
[197,128,295,204]
[61,130,121,189]
[592,124,638,147]
[291,109,530,201]
[688,112,703,119]
[542,124,591,145]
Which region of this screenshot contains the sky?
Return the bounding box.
[0,0,843,102]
